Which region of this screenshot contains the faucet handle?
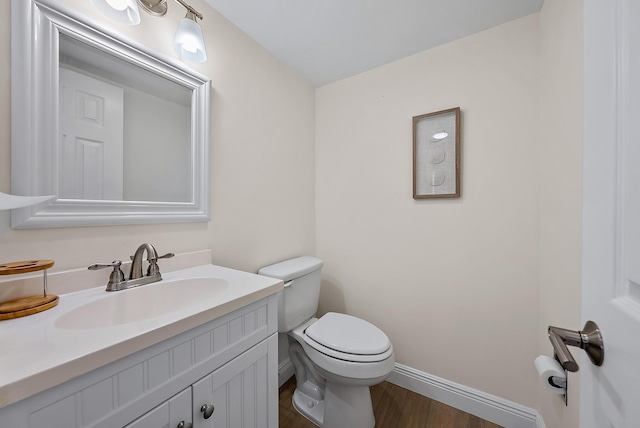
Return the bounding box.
[147,253,174,276]
[88,260,125,291]
[128,252,173,261]
[88,260,122,271]
[157,252,175,260]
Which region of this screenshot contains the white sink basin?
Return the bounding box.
[55,278,229,329]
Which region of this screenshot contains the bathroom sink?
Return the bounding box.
[0,261,284,410]
[55,278,229,329]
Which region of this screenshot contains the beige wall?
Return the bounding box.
[538,0,583,426]
[316,15,541,407]
[0,0,316,274]
[2,0,585,421]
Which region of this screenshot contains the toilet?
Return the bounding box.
[258,256,395,428]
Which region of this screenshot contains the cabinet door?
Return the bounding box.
[124,387,192,428]
[192,335,277,428]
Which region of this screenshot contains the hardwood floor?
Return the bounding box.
[279,377,503,428]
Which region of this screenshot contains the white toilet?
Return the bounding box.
[258,256,395,428]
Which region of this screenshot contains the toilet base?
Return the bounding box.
[322,381,375,428]
[292,388,325,427]
[293,381,375,428]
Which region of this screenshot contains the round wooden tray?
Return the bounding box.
[0,295,59,320]
[0,259,57,320]
[0,260,54,275]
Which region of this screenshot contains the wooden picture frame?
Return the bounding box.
[413,107,461,199]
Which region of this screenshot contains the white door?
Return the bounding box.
[581,1,640,427]
[59,68,124,200]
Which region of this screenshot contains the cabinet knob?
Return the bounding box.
[200,404,215,419]
[177,422,192,428]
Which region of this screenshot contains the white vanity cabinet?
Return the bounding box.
[191,337,272,427]
[0,295,278,428]
[124,388,191,428]
[125,336,274,428]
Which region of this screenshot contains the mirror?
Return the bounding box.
[11,0,211,228]
[58,34,193,203]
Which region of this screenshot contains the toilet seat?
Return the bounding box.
[303,313,393,363]
[290,316,395,382]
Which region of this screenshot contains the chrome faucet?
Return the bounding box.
[88,243,174,291]
[130,243,159,280]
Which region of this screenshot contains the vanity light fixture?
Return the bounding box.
[90,0,207,63]
[90,0,141,25]
[138,0,169,16]
[173,9,207,63]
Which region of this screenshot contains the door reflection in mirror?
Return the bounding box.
[59,33,192,203]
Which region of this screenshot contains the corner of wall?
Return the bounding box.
[537,0,584,426]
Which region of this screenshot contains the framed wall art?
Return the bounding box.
[413,107,461,199]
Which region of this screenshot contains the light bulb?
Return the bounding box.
[105,0,129,11]
[90,0,141,25]
[182,41,199,53]
[433,131,448,140]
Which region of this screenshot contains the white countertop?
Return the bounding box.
[0,264,283,408]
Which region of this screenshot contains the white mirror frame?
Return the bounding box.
[11,0,211,228]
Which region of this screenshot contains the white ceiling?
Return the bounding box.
[203,0,544,87]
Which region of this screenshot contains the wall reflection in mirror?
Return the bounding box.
[59,34,192,203]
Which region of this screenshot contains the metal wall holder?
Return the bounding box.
[550,367,568,406]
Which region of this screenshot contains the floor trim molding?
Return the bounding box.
[387,363,540,428]
[278,358,295,388]
[536,413,547,428]
[278,358,544,427]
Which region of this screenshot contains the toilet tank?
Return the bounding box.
[258,256,324,332]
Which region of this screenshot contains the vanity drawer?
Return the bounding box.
[123,387,191,428]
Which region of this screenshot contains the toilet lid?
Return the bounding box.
[304,312,391,355]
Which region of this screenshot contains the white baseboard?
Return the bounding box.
[536,413,547,428]
[278,358,544,428]
[278,358,295,388]
[388,364,540,428]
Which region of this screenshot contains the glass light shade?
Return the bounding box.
[173,17,207,63]
[90,0,141,25]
